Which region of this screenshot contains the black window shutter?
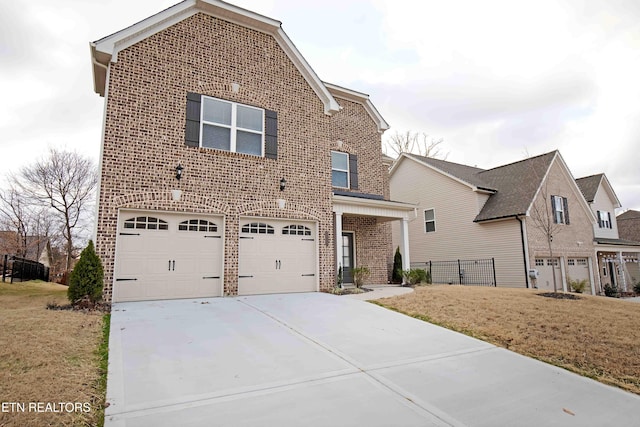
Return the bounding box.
[597,210,602,228]
[264,110,278,159]
[551,196,557,224]
[349,154,358,190]
[185,92,201,147]
[563,197,570,225]
[607,211,612,229]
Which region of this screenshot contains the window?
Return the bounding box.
[200,96,264,156]
[597,210,612,229]
[568,259,575,266]
[577,259,587,266]
[551,195,570,224]
[282,225,311,236]
[241,223,274,234]
[123,216,168,230]
[535,259,544,266]
[331,151,349,188]
[178,219,217,232]
[424,209,436,233]
[546,259,558,267]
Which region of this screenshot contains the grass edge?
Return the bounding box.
[96,313,111,427]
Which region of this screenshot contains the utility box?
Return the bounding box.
[528,269,539,279]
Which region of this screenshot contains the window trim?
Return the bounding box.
[331,151,350,189]
[424,208,436,233]
[597,210,612,229]
[200,95,265,156]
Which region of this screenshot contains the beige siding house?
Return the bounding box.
[90,0,414,302]
[390,151,600,293]
[577,175,640,293]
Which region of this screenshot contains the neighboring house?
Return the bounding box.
[390,151,600,293]
[0,231,52,267]
[576,175,640,292]
[90,0,414,302]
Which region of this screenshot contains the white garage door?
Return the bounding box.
[567,258,592,294]
[113,210,224,302]
[534,258,562,291]
[238,218,316,295]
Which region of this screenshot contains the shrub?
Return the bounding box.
[603,283,619,298]
[352,266,370,288]
[402,268,428,285]
[392,247,403,283]
[634,281,640,295]
[68,241,104,303]
[568,277,587,294]
[337,266,343,287]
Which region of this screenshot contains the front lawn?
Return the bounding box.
[0,280,107,426]
[376,285,640,395]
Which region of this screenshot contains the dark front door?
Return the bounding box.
[342,232,354,284]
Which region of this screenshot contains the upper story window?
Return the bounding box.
[185,92,278,159]
[551,195,570,225]
[597,210,612,229]
[201,96,264,156]
[424,209,436,233]
[331,151,350,188]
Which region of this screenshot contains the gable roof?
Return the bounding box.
[575,174,603,202]
[90,0,388,131]
[324,83,389,133]
[392,151,592,222]
[617,209,640,242]
[575,173,621,208]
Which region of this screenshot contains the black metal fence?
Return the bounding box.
[2,255,50,283]
[411,258,496,287]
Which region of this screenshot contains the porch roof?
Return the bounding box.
[595,237,640,253]
[332,192,415,221]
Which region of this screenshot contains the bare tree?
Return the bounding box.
[528,172,564,293]
[384,130,448,159]
[14,148,97,270]
[0,187,31,257]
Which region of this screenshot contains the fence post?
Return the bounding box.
[457,259,462,285]
[492,257,497,287]
[2,254,6,282]
[429,261,432,282]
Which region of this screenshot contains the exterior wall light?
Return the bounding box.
[175,164,184,180]
[280,177,286,191]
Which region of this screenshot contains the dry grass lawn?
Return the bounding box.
[0,281,105,426]
[376,285,640,395]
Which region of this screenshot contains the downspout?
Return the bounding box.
[516,216,530,288]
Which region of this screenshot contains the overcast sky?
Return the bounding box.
[1,0,639,211]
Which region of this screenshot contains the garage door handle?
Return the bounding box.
[116,278,138,281]
[204,235,221,238]
[119,232,140,236]
[239,275,254,278]
[203,276,220,279]
[172,260,175,271]
[301,274,315,277]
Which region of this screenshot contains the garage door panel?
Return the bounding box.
[114,211,224,302]
[238,219,317,296]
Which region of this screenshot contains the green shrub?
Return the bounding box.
[603,283,619,298]
[633,281,640,295]
[392,247,403,283]
[402,268,428,285]
[68,240,104,303]
[352,266,370,288]
[568,277,587,293]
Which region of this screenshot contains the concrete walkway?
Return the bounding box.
[105,292,640,426]
[346,284,414,300]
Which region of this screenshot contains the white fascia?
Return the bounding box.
[324,82,389,133]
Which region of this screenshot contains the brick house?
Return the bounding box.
[390,151,601,293]
[90,0,414,302]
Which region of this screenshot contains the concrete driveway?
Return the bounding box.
[105,293,640,426]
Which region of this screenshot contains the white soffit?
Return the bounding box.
[90,0,340,115]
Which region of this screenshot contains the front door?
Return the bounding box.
[342,232,354,284]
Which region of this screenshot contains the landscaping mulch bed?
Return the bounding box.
[536,292,582,300]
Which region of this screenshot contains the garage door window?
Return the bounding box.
[241,223,274,234]
[178,219,218,232]
[123,216,168,230]
[282,225,311,236]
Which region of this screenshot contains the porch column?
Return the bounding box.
[335,212,343,287]
[618,251,627,292]
[400,218,411,271]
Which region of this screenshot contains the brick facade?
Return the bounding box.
[95,12,391,300]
